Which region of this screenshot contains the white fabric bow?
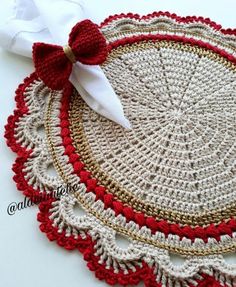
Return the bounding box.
[0,0,131,129]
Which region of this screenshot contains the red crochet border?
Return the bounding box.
[5,73,48,202]
[107,34,236,65]
[37,198,158,286]
[37,198,226,287]
[99,11,236,36]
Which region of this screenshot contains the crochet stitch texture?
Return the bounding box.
[33,19,108,90]
[5,12,236,287]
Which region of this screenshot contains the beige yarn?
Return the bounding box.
[77,41,236,217]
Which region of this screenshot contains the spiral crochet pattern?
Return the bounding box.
[5,12,236,287]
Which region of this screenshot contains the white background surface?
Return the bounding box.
[0,1,235,286]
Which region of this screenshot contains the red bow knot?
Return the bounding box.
[33,20,108,90]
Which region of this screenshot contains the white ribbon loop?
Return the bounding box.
[0,0,131,129]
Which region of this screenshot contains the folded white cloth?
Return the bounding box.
[0,0,131,129]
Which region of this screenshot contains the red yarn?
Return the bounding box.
[33,20,108,90]
[5,73,34,155]
[100,11,236,36]
[104,194,114,208]
[86,179,97,191]
[135,212,146,227]
[95,186,106,200]
[4,73,54,203]
[123,207,135,221]
[37,199,154,286]
[108,34,236,65]
[113,201,124,215]
[37,198,228,287]
[190,274,225,287]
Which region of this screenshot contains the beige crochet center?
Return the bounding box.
[73,41,236,219]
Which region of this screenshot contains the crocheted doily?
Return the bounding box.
[5,12,236,287]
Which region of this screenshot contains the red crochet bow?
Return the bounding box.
[33,20,108,90]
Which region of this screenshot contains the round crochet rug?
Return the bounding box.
[5,12,236,287]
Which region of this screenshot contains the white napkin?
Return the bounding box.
[0,0,131,129]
